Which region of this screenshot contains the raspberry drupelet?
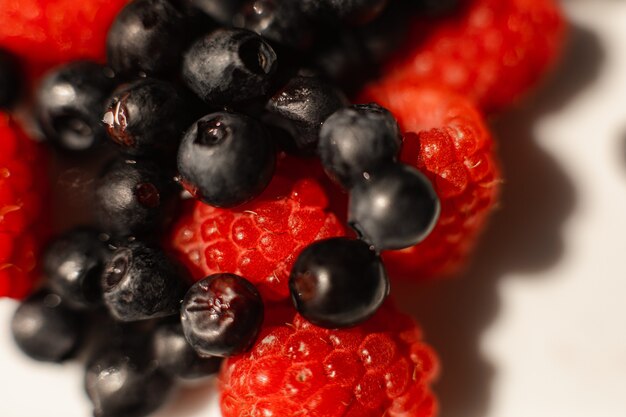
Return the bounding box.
[220,303,439,417]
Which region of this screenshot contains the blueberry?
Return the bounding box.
[103,78,194,157]
[349,163,440,250]
[264,76,348,154]
[107,0,188,77]
[312,30,372,93]
[0,48,22,109]
[152,321,222,379]
[181,274,264,357]
[190,0,244,25]
[177,112,275,207]
[85,345,173,417]
[102,242,190,322]
[318,103,401,187]
[182,28,277,104]
[11,290,83,362]
[236,0,313,49]
[95,158,178,237]
[43,227,111,310]
[35,61,116,152]
[289,237,389,328]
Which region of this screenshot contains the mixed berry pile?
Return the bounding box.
[0,0,565,416]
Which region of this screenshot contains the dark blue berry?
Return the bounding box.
[289,237,389,328]
[85,345,173,417]
[107,0,188,77]
[318,103,401,187]
[103,78,194,156]
[101,242,190,322]
[182,28,277,104]
[181,273,264,357]
[349,163,440,250]
[43,227,111,310]
[236,0,313,49]
[0,48,22,109]
[35,61,116,152]
[95,158,178,238]
[264,76,348,154]
[177,112,275,207]
[11,290,83,362]
[152,321,222,379]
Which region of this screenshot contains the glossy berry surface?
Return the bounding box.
[103,78,192,157]
[181,273,264,357]
[0,0,129,66]
[168,164,346,301]
[265,76,348,154]
[85,345,173,417]
[177,112,276,208]
[349,163,440,251]
[220,303,439,417]
[360,83,500,278]
[378,0,566,112]
[36,61,116,152]
[95,158,177,238]
[43,227,110,310]
[107,0,187,77]
[290,237,389,328]
[182,28,277,104]
[0,114,48,299]
[318,103,401,188]
[0,48,22,108]
[152,321,222,379]
[102,242,189,322]
[11,291,83,362]
[237,0,313,49]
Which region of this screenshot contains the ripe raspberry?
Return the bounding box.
[0,113,49,299]
[359,82,501,279]
[380,0,566,112]
[0,0,129,66]
[220,303,439,417]
[168,157,346,301]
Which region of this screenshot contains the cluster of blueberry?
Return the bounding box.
[5,1,452,416]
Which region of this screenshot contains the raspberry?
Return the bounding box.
[0,113,49,299]
[220,303,439,417]
[168,157,346,301]
[359,82,501,279]
[379,0,566,112]
[0,0,128,66]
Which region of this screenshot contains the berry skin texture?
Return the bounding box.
[0,0,129,66]
[0,114,48,299]
[220,303,439,417]
[378,0,567,112]
[359,83,501,279]
[168,165,346,302]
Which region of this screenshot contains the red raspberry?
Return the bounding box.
[380,0,566,112]
[220,303,439,417]
[0,113,49,299]
[168,158,346,301]
[359,82,501,279]
[0,0,128,66]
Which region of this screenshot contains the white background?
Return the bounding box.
[2,1,626,416]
